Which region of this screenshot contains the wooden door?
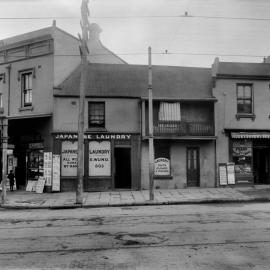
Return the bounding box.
[187,147,200,187]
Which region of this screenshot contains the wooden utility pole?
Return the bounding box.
[148,47,154,200]
[1,117,8,205]
[76,0,90,204]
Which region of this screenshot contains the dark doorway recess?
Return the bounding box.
[187,147,200,187]
[114,147,131,189]
[253,146,270,184]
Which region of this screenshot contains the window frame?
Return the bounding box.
[236,83,255,120]
[88,101,105,129]
[21,71,33,107]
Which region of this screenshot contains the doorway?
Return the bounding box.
[253,147,270,184]
[114,147,131,189]
[187,147,200,187]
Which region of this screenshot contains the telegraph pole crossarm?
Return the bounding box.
[76,0,90,204]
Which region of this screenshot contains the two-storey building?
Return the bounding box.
[142,66,216,189]
[213,58,270,185]
[54,63,217,191]
[0,22,126,190]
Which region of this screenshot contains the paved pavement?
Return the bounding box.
[1,185,270,209]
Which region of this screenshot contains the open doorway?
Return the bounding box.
[253,146,270,184]
[114,147,131,189]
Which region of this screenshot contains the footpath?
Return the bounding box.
[1,186,270,210]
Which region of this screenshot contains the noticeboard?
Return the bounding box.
[219,163,228,186]
[35,177,46,194]
[52,155,60,192]
[227,163,236,185]
[44,152,52,187]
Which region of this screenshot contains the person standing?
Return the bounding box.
[8,170,15,191]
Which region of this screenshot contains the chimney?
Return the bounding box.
[88,23,102,42]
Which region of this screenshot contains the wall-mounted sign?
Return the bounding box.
[154,158,170,176]
[29,142,44,149]
[61,141,78,176]
[219,163,228,186]
[52,154,60,191]
[44,152,52,186]
[55,133,132,140]
[89,141,111,177]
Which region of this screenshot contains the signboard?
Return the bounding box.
[26,180,36,192]
[35,177,46,193]
[89,141,111,176]
[52,155,60,192]
[55,133,132,140]
[227,163,236,185]
[219,163,228,185]
[29,142,44,149]
[154,158,170,176]
[44,152,52,186]
[61,141,78,176]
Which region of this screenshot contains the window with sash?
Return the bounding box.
[236,84,253,115]
[21,72,33,107]
[88,102,105,128]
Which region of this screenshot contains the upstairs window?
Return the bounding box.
[88,102,105,128]
[21,72,33,107]
[158,102,181,121]
[237,84,253,114]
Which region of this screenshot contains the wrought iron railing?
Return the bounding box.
[153,121,214,136]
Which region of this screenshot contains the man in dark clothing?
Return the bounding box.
[8,170,15,191]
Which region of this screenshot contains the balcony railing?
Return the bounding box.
[153,121,215,136]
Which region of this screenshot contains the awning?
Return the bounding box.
[231,132,270,139]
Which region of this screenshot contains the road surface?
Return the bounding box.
[0,203,270,269]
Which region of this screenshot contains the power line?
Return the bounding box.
[0,52,266,58]
[0,14,270,21]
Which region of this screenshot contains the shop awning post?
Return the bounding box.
[77,0,89,204]
[148,47,154,201]
[1,117,8,205]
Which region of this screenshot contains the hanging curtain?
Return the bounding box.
[158,102,181,121]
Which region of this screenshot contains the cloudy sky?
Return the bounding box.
[0,0,270,67]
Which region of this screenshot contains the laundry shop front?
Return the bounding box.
[53,132,141,191]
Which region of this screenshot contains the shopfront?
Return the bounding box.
[230,132,270,185]
[53,133,141,191]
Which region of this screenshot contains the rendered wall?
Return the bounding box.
[141,140,216,189]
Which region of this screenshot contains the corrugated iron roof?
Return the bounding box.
[55,63,213,99]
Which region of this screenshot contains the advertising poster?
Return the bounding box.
[52,155,60,192]
[219,163,228,186]
[227,163,236,185]
[89,141,111,176]
[44,152,52,186]
[35,177,46,193]
[61,141,78,176]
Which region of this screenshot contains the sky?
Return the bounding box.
[0,0,270,67]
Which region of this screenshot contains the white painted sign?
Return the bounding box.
[26,180,35,192]
[89,141,111,176]
[35,177,46,193]
[44,152,52,186]
[154,158,170,176]
[52,155,60,192]
[61,141,78,176]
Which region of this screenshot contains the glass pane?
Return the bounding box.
[242,103,252,113]
[237,86,244,98]
[244,86,251,98]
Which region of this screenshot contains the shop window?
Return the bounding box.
[88,102,105,128]
[154,141,171,177]
[236,84,254,119]
[21,72,33,107]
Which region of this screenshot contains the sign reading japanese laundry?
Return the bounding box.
[52,155,60,192]
[89,141,111,176]
[44,152,52,186]
[61,141,78,176]
[154,158,170,176]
